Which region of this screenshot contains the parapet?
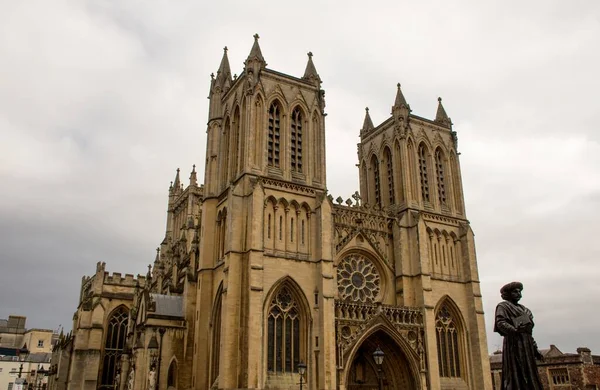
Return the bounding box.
[103,272,147,287]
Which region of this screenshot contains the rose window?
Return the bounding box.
[337,254,380,303]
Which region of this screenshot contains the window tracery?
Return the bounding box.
[291,108,303,173]
[436,304,461,378]
[100,306,128,389]
[267,286,302,373]
[268,103,281,168]
[419,144,430,202]
[435,149,446,206]
[337,254,381,303]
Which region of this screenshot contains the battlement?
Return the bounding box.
[103,272,146,287]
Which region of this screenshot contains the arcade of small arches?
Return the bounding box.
[426,228,462,281]
[263,196,312,257]
[361,139,464,214]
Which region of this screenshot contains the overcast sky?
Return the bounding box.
[1,0,599,355]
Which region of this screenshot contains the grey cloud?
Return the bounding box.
[1,0,599,355]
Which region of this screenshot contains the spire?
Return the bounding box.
[244,34,266,73]
[435,97,452,128]
[189,164,197,186]
[173,168,181,188]
[302,52,321,85]
[154,248,160,264]
[394,83,410,110]
[247,34,265,63]
[215,46,232,91]
[361,107,374,133]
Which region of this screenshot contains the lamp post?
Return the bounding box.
[297,361,307,390]
[18,346,30,379]
[373,346,384,390]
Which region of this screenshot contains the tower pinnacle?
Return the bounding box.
[435,97,452,128]
[245,33,266,69]
[393,83,410,110]
[302,51,321,85]
[361,107,374,134]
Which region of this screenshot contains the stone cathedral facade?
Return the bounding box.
[50,36,492,390]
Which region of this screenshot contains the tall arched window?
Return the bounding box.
[370,155,381,207]
[436,303,462,378]
[210,287,222,386]
[230,107,240,179]
[268,103,281,168]
[221,119,230,186]
[100,306,129,389]
[267,286,303,373]
[384,147,394,206]
[418,144,430,202]
[435,148,446,206]
[167,360,177,388]
[291,108,303,173]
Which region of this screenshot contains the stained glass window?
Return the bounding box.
[267,287,302,373]
[436,304,461,378]
[100,307,128,390]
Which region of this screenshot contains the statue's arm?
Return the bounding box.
[495,303,517,336]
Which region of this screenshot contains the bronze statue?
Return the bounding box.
[494,281,544,390]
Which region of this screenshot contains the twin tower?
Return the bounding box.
[194,34,491,390]
[59,35,492,390]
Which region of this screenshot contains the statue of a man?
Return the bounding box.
[494,281,544,390]
[148,365,157,390]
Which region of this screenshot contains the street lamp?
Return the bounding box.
[297,361,307,390]
[373,346,384,390]
[18,345,30,378]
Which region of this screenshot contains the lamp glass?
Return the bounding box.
[298,361,307,376]
[373,346,384,366]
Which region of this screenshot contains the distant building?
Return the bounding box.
[490,345,600,389]
[0,316,54,390]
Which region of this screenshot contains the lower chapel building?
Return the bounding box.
[50,36,492,390]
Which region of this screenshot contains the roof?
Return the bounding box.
[150,294,184,318]
[0,347,18,356]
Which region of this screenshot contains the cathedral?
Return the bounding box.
[49,35,492,390]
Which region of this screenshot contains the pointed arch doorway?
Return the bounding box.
[346,330,418,390]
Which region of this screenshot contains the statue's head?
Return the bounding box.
[500,281,523,303]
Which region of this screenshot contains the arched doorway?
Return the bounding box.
[346,330,417,390]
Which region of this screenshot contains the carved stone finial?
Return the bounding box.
[224,46,228,52]
[438,97,442,102]
[365,107,369,112]
[253,33,260,41]
[307,51,313,58]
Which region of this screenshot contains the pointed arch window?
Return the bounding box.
[435,149,446,206]
[167,361,177,388]
[230,107,241,179]
[291,108,303,173]
[370,155,381,207]
[222,119,231,185]
[210,289,222,386]
[267,286,303,373]
[418,144,430,202]
[384,147,394,205]
[436,304,462,378]
[268,103,281,168]
[100,306,128,389]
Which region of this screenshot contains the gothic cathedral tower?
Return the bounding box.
[194,35,337,390]
[192,36,491,390]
